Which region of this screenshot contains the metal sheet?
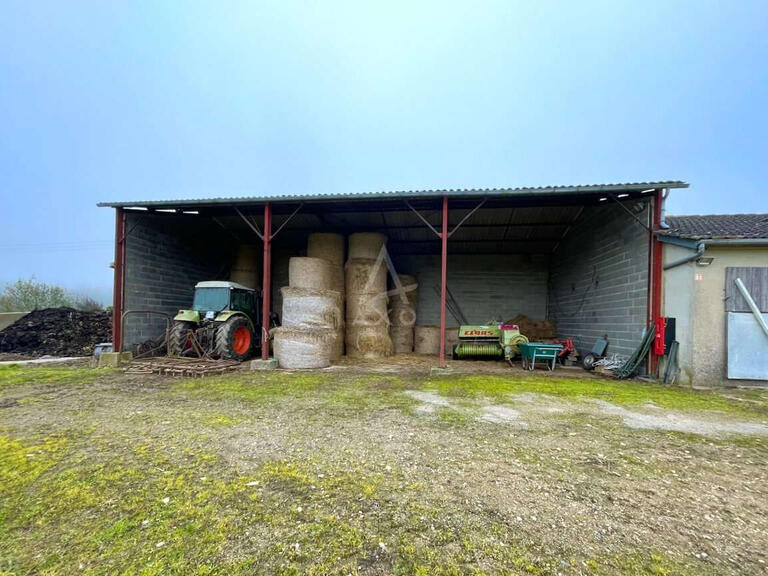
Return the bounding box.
[727,312,768,380]
[98,181,688,208]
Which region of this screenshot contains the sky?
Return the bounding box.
[1,1,766,302]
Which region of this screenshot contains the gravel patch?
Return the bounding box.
[478,405,523,424]
[404,390,453,414]
[596,400,768,436]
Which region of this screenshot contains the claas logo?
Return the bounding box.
[466,330,495,336]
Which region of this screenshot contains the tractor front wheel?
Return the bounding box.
[169,321,195,356]
[215,316,253,361]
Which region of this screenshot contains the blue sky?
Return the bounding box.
[1,1,766,301]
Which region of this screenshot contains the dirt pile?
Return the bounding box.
[0,308,111,357]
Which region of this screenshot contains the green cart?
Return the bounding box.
[519,342,563,371]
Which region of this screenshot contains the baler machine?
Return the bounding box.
[452,323,529,363]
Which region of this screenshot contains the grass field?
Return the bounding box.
[1,363,767,575]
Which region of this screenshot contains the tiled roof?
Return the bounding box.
[662,214,768,240]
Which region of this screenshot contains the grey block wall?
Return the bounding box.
[548,202,650,357]
[122,213,235,348]
[395,254,549,326]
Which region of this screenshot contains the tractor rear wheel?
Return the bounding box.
[214,316,253,361]
[169,321,195,356]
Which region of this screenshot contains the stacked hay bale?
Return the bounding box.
[444,326,460,357]
[272,257,342,368]
[229,244,260,288]
[389,273,418,354]
[307,233,346,358]
[414,325,441,355]
[307,233,345,295]
[345,233,392,358]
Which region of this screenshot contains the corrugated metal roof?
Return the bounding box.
[98,180,687,208]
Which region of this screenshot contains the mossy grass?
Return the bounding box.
[0,364,101,389]
[0,367,761,574]
[427,374,768,419]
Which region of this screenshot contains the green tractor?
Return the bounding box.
[169,281,262,361]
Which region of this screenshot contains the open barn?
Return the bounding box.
[99,181,688,372]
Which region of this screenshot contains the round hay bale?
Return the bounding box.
[289,257,333,290]
[345,258,386,295]
[391,273,417,291]
[346,293,389,327]
[307,233,345,267]
[348,232,387,260]
[332,328,344,360]
[329,263,345,295]
[392,273,416,285]
[390,325,414,354]
[389,301,416,327]
[345,325,392,358]
[281,287,343,329]
[444,326,460,355]
[390,290,418,307]
[414,325,441,355]
[390,274,418,308]
[229,244,260,288]
[272,327,336,369]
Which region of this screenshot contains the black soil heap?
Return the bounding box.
[0,308,112,357]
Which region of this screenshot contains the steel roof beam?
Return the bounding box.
[447,198,487,238]
[606,193,652,232]
[386,238,562,244]
[404,200,442,239]
[234,207,264,240]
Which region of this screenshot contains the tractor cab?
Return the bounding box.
[190,281,259,323]
[169,281,262,361]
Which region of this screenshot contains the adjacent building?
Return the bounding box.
[660,214,768,386]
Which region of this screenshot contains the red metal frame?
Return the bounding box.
[649,190,664,375]
[439,196,448,366]
[261,203,272,359]
[112,208,125,352]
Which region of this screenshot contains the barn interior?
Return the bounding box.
[101,182,688,364]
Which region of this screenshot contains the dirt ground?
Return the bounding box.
[1,361,767,575]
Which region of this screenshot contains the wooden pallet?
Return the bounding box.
[125,357,242,377]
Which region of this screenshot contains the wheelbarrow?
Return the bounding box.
[519,342,564,371]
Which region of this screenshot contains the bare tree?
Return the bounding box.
[75,295,104,312]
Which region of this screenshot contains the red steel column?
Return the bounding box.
[261,203,272,360]
[649,190,663,375]
[112,208,125,352]
[439,196,448,367]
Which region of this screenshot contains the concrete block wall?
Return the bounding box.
[122,213,234,349]
[395,254,549,326]
[548,201,650,357]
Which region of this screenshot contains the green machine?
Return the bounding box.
[168,281,262,361]
[452,323,529,362]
